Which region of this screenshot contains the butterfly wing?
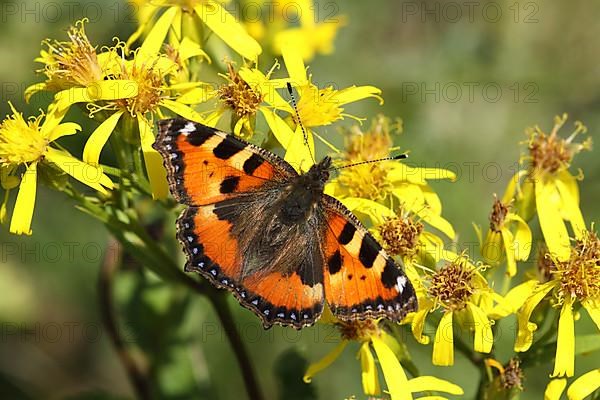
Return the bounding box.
[321,196,417,322]
[154,118,297,206]
[155,119,323,329]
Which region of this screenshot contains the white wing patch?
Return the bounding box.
[395,275,407,293]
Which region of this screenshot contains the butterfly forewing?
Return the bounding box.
[154,119,296,205]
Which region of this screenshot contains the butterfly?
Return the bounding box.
[153,118,417,329]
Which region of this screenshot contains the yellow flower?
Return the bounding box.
[304,315,463,399]
[545,369,600,400]
[271,0,347,61]
[514,229,600,377]
[279,42,384,169]
[410,252,495,366]
[184,60,293,139]
[479,195,532,277]
[325,115,456,241]
[82,46,205,199]
[378,207,446,268]
[26,20,137,111]
[516,114,590,261]
[128,0,262,61]
[0,103,113,235]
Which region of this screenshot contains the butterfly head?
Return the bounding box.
[305,156,332,188]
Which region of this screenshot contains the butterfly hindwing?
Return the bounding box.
[178,198,324,329]
[154,118,297,206]
[321,196,417,322]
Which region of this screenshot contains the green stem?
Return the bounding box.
[98,238,153,400]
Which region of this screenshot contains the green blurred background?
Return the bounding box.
[1,0,599,399]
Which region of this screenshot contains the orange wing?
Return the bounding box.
[154,119,296,206]
[322,196,417,322]
[178,203,323,329]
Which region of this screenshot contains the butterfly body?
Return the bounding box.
[154,118,417,329]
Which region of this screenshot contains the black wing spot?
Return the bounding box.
[347,274,353,280]
[358,234,381,268]
[220,176,240,194]
[338,222,356,245]
[213,137,244,159]
[381,258,399,289]
[327,250,343,274]
[360,275,367,280]
[187,124,215,146]
[243,154,264,175]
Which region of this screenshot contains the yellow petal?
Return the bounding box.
[515,281,555,352]
[422,185,443,214]
[536,179,570,261]
[555,170,585,239]
[83,111,123,165]
[194,0,262,60]
[332,85,383,106]
[9,163,37,235]
[552,298,575,377]
[505,213,533,261]
[25,83,47,102]
[87,80,139,101]
[420,209,456,240]
[138,116,169,200]
[408,376,463,395]
[545,379,567,400]
[45,148,113,193]
[500,228,517,277]
[411,301,434,345]
[281,42,308,86]
[567,369,600,400]
[581,299,600,331]
[466,303,493,353]
[160,99,205,122]
[489,279,539,319]
[138,6,178,62]
[502,170,528,203]
[337,197,394,227]
[303,340,347,383]
[284,125,314,172]
[371,335,411,400]
[359,342,381,396]
[260,108,294,148]
[433,311,454,366]
[482,229,503,266]
[176,86,214,105]
[47,122,81,142]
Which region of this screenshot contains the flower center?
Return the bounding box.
[114,60,164,116]
[336,319,380,342]
[218,63,263,119]
[428,258,476,311]
[489,197,509,232]
[41,20,103,89]
[501,358,524,390]
[527,114,590,175]
[551,230,600,302]
[379,211,424,258]
[0,111,47,166]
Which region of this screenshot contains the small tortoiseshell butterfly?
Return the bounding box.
[153,118,417,329]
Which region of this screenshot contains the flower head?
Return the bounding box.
[515,228,600,377]
[410,252,496,366]
[304,313,463,399]
[0,103,113,235]
[480,195,532,277]
[514,114,590,261]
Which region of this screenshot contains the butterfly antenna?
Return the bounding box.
[332,153,408,171]
[287,82,315,164]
